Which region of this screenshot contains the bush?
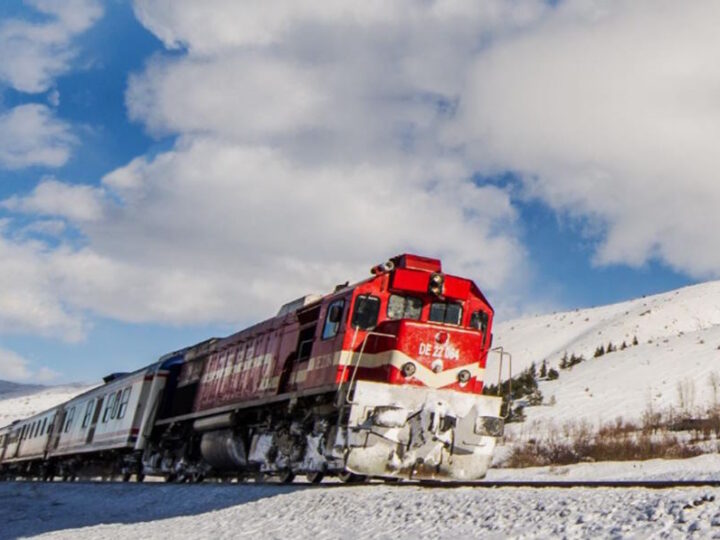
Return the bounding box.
[504,419,703,468]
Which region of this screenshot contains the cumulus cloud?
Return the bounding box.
[0,1,543,333]
[0,104,75,169]
[0,347,58,383]
[0,0,103,93]
[0,224,85,341]
[453,0,720,278]
[2,177,104,222]
[28,0,720,336]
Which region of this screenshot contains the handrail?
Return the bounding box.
[341,331,397,405]
[490,346,513,419]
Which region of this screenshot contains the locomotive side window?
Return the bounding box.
[322,299,345,340]
[351,295,380,330]
[387,295,422,320]
[470,310,489,340]
[429,302,463,326]
[117,387,132,419]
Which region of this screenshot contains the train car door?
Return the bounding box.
[278,303,321,393]
[85,396,104,444]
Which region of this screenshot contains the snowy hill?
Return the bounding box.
[0,381,93,427]
[491,280,720,428]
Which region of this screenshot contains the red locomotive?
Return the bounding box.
[0,254,506,483]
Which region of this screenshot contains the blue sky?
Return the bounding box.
[0,0,713,383]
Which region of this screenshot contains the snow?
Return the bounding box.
[0,383,93,428]
[2,478,720,539]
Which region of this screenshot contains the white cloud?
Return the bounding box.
[0,104,75,169]
[2,177,104,222]
[26,0,536,326]
[0,347,58,383]
[0,0,103,93]
[453,0,720,278]
[0,227,85,342]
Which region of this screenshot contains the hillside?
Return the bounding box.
[0,381,92,427]
[492,280,720,429]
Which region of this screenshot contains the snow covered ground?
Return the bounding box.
[2,477,720,539]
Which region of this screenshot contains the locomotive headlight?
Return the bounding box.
[428,272,444,296]
[401,362,416,377]
[457,370,471,384]
[474,416,505,437]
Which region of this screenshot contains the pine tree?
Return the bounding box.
[594,345,605,358]
[547,368,559,380]
[633,335,639,346]
[607,342,616,353]
[560,352,569,369]
[539,359,548,378]
[620,341,627,350]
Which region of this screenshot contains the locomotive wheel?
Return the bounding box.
[252,471,268,483]
[191,472,205,483]
[277,469,295,484]
[305,471,324,484]
[338,471,367,484]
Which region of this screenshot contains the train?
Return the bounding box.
[0,254,509,483]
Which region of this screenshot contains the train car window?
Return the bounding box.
[117,387,131,419]
[64,407,76,433]
[110,390,122,419]
[103,394,116,423]
[82,401,94,428]
[322,299,345,340]
[351,295,380,330]
[41,418,47,436]
[387,294,422,320]
[429,302,463,325]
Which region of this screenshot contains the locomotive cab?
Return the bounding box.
[334,254,505,481]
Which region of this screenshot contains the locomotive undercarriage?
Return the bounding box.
[140,381,504,483]
[1,381,504,484]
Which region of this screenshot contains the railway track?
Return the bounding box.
[4,478,720,489]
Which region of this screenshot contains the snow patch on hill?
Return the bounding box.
[491,280,720,432]
[0,382,93,427]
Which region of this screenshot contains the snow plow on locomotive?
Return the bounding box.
[0,254,508,483]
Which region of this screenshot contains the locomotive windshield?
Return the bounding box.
[351,294,380,330]
[387,294,422,320]
[429,302,463,325]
